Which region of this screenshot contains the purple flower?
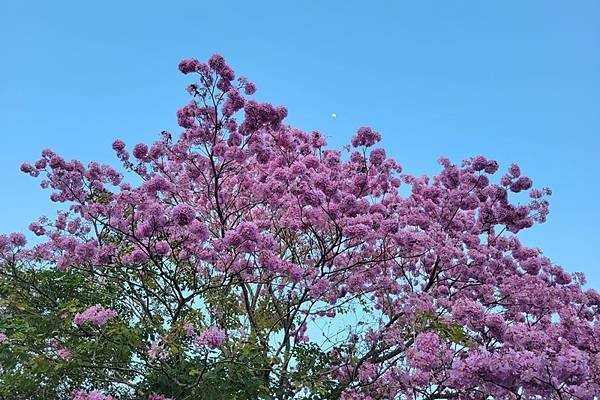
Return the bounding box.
[239,76,257,95]
[244,81,256,95]
[208,54,226,73]
[357,362,378,382]
[369,148,386,166]
[133,143,148,160]
[71,390,115,400]
[484,160,499,173]
[471,156,488,171]
[144,176,172,193]
[351,127,381,148]
[148,337,169,361]
[154,240,171,256]
[183,322,195,337]
[111,139,126,152]
[130,248,148,263]
[237,221,260,242]
[20,163,34,173]
[195,326,226,349]
[170,204,196,226]
[7,54,598,399]
[9,232,27,247]
[149,394,173,400]
[407,332,441,371]
[178,58,201,74]
[57,347,72,360]
[509,163,521,177]
[73,304,116,327]
[510,176,533,193]
[222,89,245,116]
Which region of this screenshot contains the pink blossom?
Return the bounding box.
[73,304,116,326]
[132,143,148,160]
[178,58,201,74]
[9,54,597,399]
[9,232,26,247]
[170,204,196,226]
[195,326,226,349]
[148,337,168,362]
[407,332,441,371]
[154,240,171,256]
[183,322,195,337]
[71,390,115,400]
[111,139,126,152]
[351,126,381,148]
[57,347,72,360]
[149,394,173,400]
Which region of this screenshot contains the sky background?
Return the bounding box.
[0,1,598,287]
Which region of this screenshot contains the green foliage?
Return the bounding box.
[0,265,134,399]
[418,311,471,346]
[289,343,338,399]
[0,262,284,399]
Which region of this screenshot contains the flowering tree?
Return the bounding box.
[1,55,599,400]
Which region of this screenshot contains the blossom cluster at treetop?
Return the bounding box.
[0,54,598,399]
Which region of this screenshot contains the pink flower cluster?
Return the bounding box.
[351,126,381,148]
[71,390,115,400]
[73,304,116,327]
[50,338,71,360]
[0,232,27,262]
[148,394,173,400]
[407,332,441,371]
[148,337,169,362]
[194,326,226,349]
[13,54,598,399]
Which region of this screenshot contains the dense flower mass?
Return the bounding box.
[73,304,117,327]
[0,54,598,400]
[194,326,226,349]
[148,394,173,400]
[71,390,115,400]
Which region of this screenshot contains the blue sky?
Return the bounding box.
[1,1,598,286]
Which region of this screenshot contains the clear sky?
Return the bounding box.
[0,1,598,287]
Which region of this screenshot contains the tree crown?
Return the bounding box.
[1,54,598,400]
